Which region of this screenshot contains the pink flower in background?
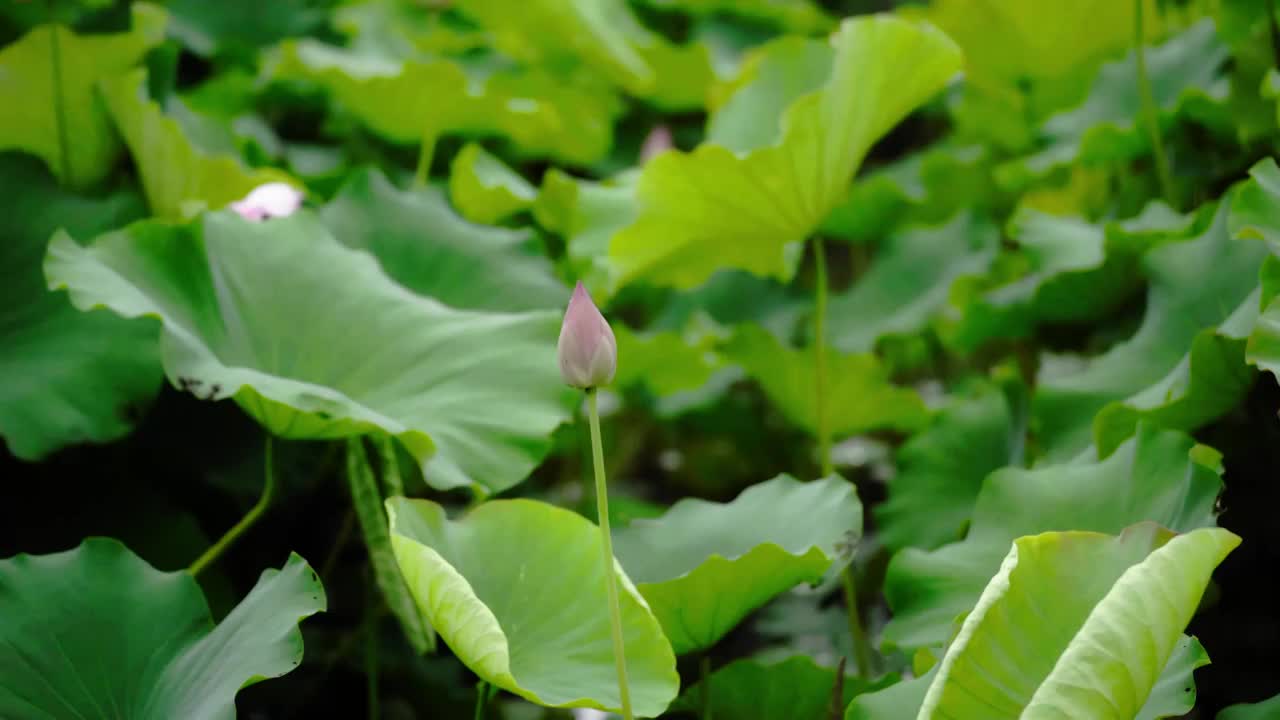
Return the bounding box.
[557,282,617,389]
[639,125,673,163]
[230,182,303,221]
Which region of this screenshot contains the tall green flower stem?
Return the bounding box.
[811,237,874,676]
[473,681,494,720]
[700,654,713,720]
[586,388,634,720]
[189,436,276,576]
[1135,0,1176,207]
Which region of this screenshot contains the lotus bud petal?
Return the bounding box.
[230,182,304,221]
[557,282,617,389]
[639,124,673,163]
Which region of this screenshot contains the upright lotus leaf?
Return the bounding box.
[725,324,929,440]
[883,424,1221,651]
[827,211,1000,353]
[1219,693,1280,719]
[448,143,537,225]
[320,168,564,312]
[1033,199,1265,460]
[673,655,891,719]
[268,40,621,165]
[998,20,1230,189]
[612,474,861,654]
[876,384,1017,552]
[45,211,572,494]
[1093,288,1259,458]
[387,497,678,716]
[0,153,159,460]
[0,537,325,719]
[947,199,1196,353]
[99,69,294,219]
[0,3,166,188]
[533,169,639,300]
[635,0,834,33]
[820,144,991,243]
[917,525,1237,719]
[608,15,962,290]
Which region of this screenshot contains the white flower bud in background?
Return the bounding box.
[557,282,617,389]
[639,124,673,164]
[230,182,303,221]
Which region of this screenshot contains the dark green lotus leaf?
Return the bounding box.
[725,324,929,440]
[875,383,1017,552]
[1033,199,1265,460]
[918,525,1234,719]
[997,20,1230,190]
[845,668,936,720]
[99,69,294,220]
[0,153,159,460]
[673,654,892,719]
[882,424,1221,651]
[828,211,999,353]
[387,497,678,716]
[166,0,323,59]
[0,537,325,720]
[0,3,165,188]
[1218,692,1280,719]
[45,211,572,494]
[1230,158,1280,384]
[947,199,1196,353]
[448,142,537,225]
[320,167,565,312]
[267,39,621,165]
[635,0,834,33]
[613,474,861,654]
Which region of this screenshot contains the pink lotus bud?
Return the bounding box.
[557,282,617,389]
[639,125,673,163]
[230,182,303,221]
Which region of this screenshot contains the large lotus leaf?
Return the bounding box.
[0,537,325,720]
[0,153,159,460]
[876,383,1017,553]
[1032,199,1265,461]
[165,0,322,59]
[828,211,999,353]
[99,69,293,220]
[44,211,572,494]
[998,20,1230,189]
[882,424,1221,651]
[725,324,929,440]
[448,142,537,225]
[319,167,564,312]
[846,669,935,720]
[636,0,834,33]
[918,525,1236,719]
[704,35,832,152]
[533,169,638,300]
[386,497,678,716]
[1219,693,1280,719]
[820,144,991,243]
[330,0,487,60]
[0,4,165,189]
[612,474,860,654]
[673,655,889,719]
[268,40,620,165]
[947,199,1195,353]
[607,15,961,290]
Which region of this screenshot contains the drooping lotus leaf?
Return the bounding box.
[1219,692,1280,719]
[827,211,1000,353]
[947,199,1196,353]
[820,144,991,244]
[608,15,962,290]
[997,19,1231,190]
[99,69,294,220]
[875,383,1017,552]
[448,143,537,225]
[725,324,929,440]
[612,474,861,654]
[0,3,166,188]
[0,153,159,460]
[917,525,1236,719]
[267,39,621,165]
[673,655,890,719]
[845,668,936,720]
[45,210,572,494]
[882,424,1221,651]
[386,497,678,716]
[320,167,564,312]
[1032,199,1265,461]
[0,537,325,719]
